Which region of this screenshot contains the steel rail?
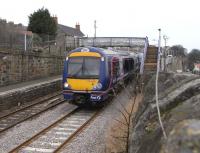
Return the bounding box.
[0,91,61,120]
[0,94,66,134]
[9,107,80,153]
[54,109,100,152]
[9,107,101,153]
[0,99,65,134]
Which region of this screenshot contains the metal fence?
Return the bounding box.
[0,31,32,52]
[0,32,79,54]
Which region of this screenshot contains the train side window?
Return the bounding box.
[112,59,120,77]
[123,59,130,73]
[108,60,111,76]
[123,60,126,73]
[130,59,134,70]
[128,59,131,71]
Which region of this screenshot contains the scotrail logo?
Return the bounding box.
[90,95,101,101]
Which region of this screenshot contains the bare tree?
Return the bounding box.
[109,74,142,153]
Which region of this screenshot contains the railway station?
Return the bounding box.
[0,1,200,153]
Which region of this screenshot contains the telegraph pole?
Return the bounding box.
[94,20,97,38]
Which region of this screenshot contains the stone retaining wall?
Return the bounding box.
[0,78,62,111]
[0,51,64,87]
[129,72,200,153]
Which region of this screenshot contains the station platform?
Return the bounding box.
[0,75,62,111]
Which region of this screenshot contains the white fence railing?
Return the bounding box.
[139,37,148,74]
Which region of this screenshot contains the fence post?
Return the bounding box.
[31,34,33,50]
[24,33,27,52]
[64,34,66,52]
[10,33,13,52]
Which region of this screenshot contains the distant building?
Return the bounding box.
[0,19,32,51]
[161,46,187,72]
[193,63,200,74]
[57,24,84,37]
[53,17,84,52]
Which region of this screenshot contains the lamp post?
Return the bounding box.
[94,20,97,38]
[163,35,169,72]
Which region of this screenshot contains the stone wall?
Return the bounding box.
[160,56,187,72]
[0,78,61,111]
[0,51,64,86]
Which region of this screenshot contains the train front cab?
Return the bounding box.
[63,49,109,106]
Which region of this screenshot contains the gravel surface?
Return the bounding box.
[0,102,77,153]
[60,83,135,153]
[0,82,135,153]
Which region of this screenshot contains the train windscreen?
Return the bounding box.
[67,57,100,79]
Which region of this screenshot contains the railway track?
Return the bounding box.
[0,92,65,134]
[9,107,99,153]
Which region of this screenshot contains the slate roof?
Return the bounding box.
[57,24,84,37]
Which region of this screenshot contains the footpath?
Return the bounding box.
[0,75,62,111]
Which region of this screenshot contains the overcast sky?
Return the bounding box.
[0,0,199,51]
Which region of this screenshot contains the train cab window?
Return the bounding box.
[68,57,100,79]
[84,58,100,76]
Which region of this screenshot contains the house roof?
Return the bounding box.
[57,24,84,37]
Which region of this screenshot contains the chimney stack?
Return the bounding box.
[75,23,80,31]
[53,16,58,25]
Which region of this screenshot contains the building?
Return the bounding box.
[193,63,200,74]
[57,23,84,37]
[0,19,32,51]
[161,46,187,72]
[52,17,84,52]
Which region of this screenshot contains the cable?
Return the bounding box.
[156,29,167,139]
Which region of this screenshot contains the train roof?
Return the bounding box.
[69,47,133,57]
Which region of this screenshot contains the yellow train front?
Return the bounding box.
[63,47,138,106]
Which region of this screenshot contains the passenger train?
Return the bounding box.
[63,47,140,106]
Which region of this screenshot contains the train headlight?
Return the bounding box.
[64,82,71,89]
[93,83,102,90]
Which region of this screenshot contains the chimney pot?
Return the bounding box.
[53,16,58,24]
[75,23,80,31]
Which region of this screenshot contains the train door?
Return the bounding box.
[112,57,120,83]
[123,58,134,74]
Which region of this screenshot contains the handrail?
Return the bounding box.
[139,36,149,74]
